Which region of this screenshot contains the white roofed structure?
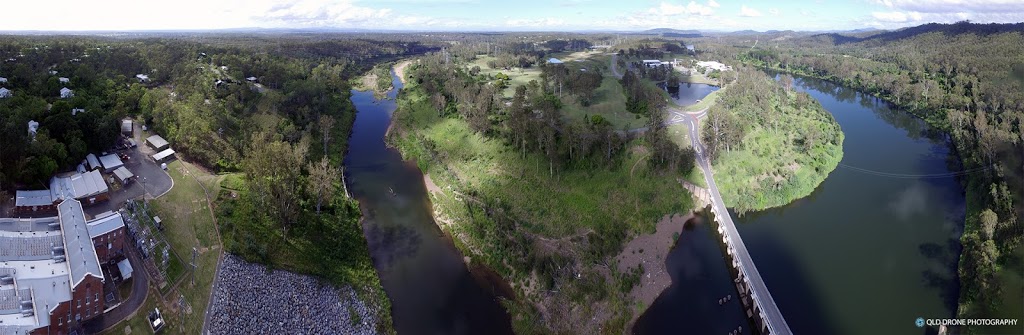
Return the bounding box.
[98,154,124,173]
[50,170,108,201]
[85,212,125,239]
[59,87,73,99]
[57,199,103,287]
[146,135,169,151]
[152,149,176,163]
[85,154,100,171]
[0,87,11,98]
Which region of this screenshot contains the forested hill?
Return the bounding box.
[0,36,436,189]
[739,22,1023,326]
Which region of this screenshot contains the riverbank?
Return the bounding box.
[705,68,844,213]
[617,212,697,325]
[389,66,695,333]
[206,254,380,334]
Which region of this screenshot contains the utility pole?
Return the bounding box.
[191,247,197,285]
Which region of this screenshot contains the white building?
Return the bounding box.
[643,60,665,68]
[48,70,58,75]
[59,77,70,84]
[60,87,73,99]
[246,76,257,82]
[135,74,149,82]
[0,77,8,83]
[28,120,39,138]
[695,61,732,72]
[71,108,85,116]
[0,87,11,99]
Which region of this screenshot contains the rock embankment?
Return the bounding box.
[207,255,378,335]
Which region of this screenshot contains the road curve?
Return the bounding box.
[684,112,794,335]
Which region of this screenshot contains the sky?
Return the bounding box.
[1,0,1023,32]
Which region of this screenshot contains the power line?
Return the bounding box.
[836,162,991,179]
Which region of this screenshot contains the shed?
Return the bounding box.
[86,153,101,170]
[146,135,169,151]
[117,259,133,280]
[152,149,175,163]
[113,167,134,185]
[99,154,124,173]
[121,119,133,135]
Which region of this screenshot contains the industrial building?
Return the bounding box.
[0,199,127,335]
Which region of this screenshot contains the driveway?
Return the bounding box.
[82,240,150,334]
[83,123,173,217]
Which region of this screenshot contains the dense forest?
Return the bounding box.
[734,22,1023,328]
[701,67,844,212]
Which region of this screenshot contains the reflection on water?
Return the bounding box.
[661,82,720,106]
[344,70,513,335]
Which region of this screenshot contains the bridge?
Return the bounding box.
[673,109,794,335]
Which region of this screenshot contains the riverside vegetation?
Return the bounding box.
[732,22,1023,329]
[389,50,696,334]
[701,67,844,213]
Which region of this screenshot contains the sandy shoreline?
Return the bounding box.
[617,211,699,326]
[394,60,412,85]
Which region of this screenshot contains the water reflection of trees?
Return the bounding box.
[363,216,423,270]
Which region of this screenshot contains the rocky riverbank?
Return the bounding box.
[206,255,379,335]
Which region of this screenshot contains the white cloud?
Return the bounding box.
[875,0,1024,13]
[708,0,720,8]
[505,18,567,27]
[871,11,924,23]
[768,8,780,15]
[739,5,763,17]
[648,1,717,16]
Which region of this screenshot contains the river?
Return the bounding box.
[638,74,966,334]
[344,69,514,335]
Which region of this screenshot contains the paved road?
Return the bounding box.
[610,54,624,79]
[682,111,793,335]
[82,241,150,334]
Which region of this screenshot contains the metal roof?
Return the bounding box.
[13,190,55,207]
[57,199,103,287]
[0,231,63,261]
[98,154,124,171]
[50,170,108,201]
[113,167,134,182]
[146,134,169,149]
[86,153,100,170]
[86,212,124,238]
[153,149,175,161]
[0,217,59,233]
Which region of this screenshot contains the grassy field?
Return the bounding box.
[561,75,645,130]
[677,69,719,86]
[390,83,693,333]
[99,159,223,335]
[467,55,542,98]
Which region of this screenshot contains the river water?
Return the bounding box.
[344,70,514,335]
[638,74,966,334]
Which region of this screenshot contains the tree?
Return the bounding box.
[980,209,999,241]
[243,133,308,236]
[317,115,335,156]
[307,157,340,214]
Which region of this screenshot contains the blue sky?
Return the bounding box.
[2,0,1022,31]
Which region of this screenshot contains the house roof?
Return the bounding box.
[153,149,175,161]
[86,153,100,170]
[113,167,133,182]
[14,190,56,207]
[0,217,59,232]
[547,58,563,64]
[121,119,133,133]
[86,211,124,238]
[50,170,108,200]
[146,135,168,149]
[0,231,63,261]
[56,199,103,287]
[98,154,124,170]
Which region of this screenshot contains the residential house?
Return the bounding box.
[135,74,149,82]
[0,77,8,83]
[60,87,74,99]
[0,87,11,98]
[59,77,70,84]
[72,108,85,116]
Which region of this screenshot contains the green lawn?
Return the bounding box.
[99,159,223,335]
[467,55,542,98]
[561,75,646,130]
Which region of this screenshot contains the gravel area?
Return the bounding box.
[207,255,379,335]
